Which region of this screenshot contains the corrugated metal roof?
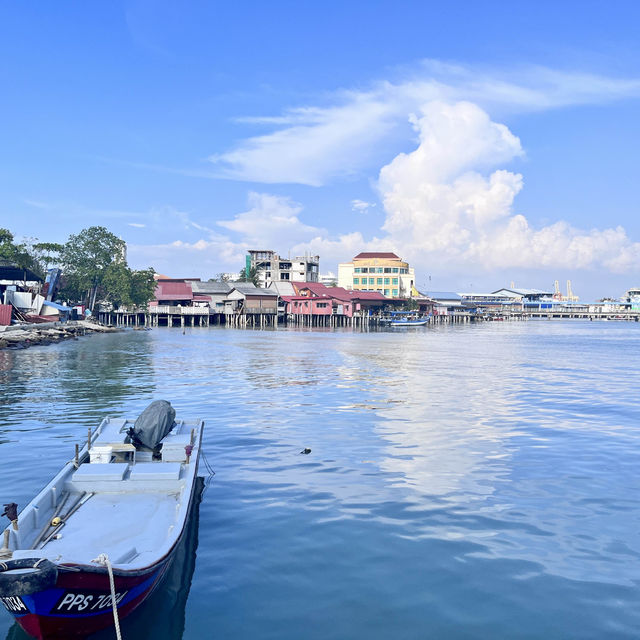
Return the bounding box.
[350,291,387,301]
[154,281,193,300]
[424,291,462,300]
[232,285,278,296]
[492,288,553,296]
[191,281,231,294]
[0,263,43,282]
[0,304,11,326]
[268,282,296,296]
[296,283,354,301]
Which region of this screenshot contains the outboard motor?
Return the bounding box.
[127,400,176,453]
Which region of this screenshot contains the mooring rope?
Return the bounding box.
[92,553,122,640]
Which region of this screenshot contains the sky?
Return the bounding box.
[1,1,640,301]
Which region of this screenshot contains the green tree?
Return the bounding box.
[0,228,40,273]
[99,264,156,310]
[31,241,64,273]
[61,226,127,310]
[130,268,156,308]
[238,265,260,286]
[101,262,134,308]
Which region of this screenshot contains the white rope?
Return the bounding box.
[92,553,122,640]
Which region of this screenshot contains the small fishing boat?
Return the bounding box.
[0,401,204,640]
[381,311,429,327]
[390,318,429,327]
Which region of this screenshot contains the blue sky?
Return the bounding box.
[2,1,640,300]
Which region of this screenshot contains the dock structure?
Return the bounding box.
[99,307,481,329]
[96,276,640,330]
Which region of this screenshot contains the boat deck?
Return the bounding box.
[38,492,180,567]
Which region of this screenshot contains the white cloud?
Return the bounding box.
[128,222,146,228]
[376,101,640,274]
[217,192,326,248]
[209,62,640,186]
[351,199,375,213]
[134,101,640,282]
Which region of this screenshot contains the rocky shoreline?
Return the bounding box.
[0,320,119,350]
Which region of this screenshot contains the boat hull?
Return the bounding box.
[390,320,428,326]
[4,561,167,639]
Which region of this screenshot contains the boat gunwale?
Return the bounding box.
[3,418,204,574]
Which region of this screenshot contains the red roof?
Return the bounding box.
[350,291,387,301]
[353,252,400,260]
[154,281,193,301]
[295,282,354,302]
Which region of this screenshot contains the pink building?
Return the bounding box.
[284,282,392,323]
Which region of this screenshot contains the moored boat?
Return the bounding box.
[0,401,203,639]
[390,318,429,326]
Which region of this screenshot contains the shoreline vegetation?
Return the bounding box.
[0,320,119,351]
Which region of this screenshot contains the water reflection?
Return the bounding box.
[3,323,640,639]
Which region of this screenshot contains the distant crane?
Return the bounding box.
[566,280,578,302]
[552,279,579,302]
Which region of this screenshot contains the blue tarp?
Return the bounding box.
[42,301,72,312]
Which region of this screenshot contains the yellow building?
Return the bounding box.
[338,252,415,298]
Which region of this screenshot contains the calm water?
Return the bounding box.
[1,321,640,639]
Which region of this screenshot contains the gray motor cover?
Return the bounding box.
[129,400,176,450]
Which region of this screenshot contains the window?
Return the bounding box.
[384,289,390,296]
[377,267,383,273]
[377,278,383,285]
[317,302,328,308]
[361,267,368,273]
[353,278,359,284]
[384,268,391,273]
[392,278,398,285]
[392,268,399,273]
[354,268,361,273]
[384,278,390,285]
[392,289,398,296]
[282,273,290,280]
[369,278,375,285]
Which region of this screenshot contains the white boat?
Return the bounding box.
[0,401,204,640]
[390,319,429,327]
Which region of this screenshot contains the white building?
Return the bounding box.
[247,250,319,287]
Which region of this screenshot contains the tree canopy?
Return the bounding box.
[0,228,43,274]
[238,265,260,287]
[59,226,155,310]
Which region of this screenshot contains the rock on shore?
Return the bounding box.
[0,320,120,350]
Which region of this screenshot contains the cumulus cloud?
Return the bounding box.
[217,192,326,247]
[377,101,640,273]
[133,101,640,283]
[209,62,640,186]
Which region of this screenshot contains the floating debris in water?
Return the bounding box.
[300,448,311,455]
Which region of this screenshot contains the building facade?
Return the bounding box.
[338,252,415,298]
[247,250,319,287]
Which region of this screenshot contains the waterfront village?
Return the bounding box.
[1,248,640,333]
